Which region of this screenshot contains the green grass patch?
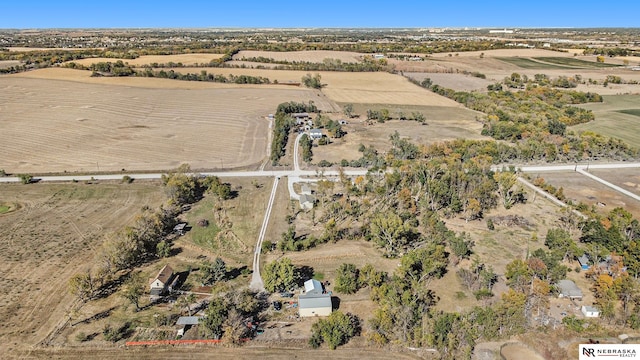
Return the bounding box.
[534,57,621,68]
[185,197,221,250]
[0,204,10,214]
[313,272,325,281]
[617,109,640,117]
[496,57,568,69]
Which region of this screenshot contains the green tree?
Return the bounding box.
[200,296,228,339]
[343,103,354,118]
[302,73,322,89]
[370,211,414,256]
[309,311,360,350]
[201,257,227,285]
[119,272,145,312]
[334,263,360,294]
[263,257,296,292]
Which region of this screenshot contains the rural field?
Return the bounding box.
[156,67,468,106]
[232,50,363,63]
[68,53,225,67]
[0,72,336,174]
[0,182,164,357]
[572,95,640,147]
[531,171,640,219]
[311,115,486,166]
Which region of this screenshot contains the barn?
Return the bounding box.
[298,279,332,317]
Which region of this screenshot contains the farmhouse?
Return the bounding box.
[581,305,600,318]
[298,279,332,317]
[309,129,323,140]
[149,264,174,297]
[299,193,315,210]
[557,279,583,300]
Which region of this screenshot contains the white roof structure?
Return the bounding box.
[304,279,323,294]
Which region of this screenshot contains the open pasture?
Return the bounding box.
[0,183,164,356]
[0,74,335,174]
[572,95,640,147]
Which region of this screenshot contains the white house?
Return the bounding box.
[149,264,174,297]
[298,279,332,317]
[309,129,323,140]
[299,193,315,210]
[581,305,600,318]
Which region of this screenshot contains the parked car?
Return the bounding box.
[280,292,293,298]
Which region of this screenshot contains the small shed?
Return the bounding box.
[299,279,332,317]
[557,279,583,300]
[582,305,600,318]
[176,316,201,337]
[173,223,187,236]
[299,193,315,210]
[309,129,323,140]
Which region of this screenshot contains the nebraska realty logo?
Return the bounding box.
[580,344,640,359]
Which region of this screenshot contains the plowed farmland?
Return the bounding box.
[0,74,335,173]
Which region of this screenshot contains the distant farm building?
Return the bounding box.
[557,279,583,300]
[299,193,315,210]
[293,112,310,125]
[581,305,600,318]
[309,129,323,140]
[149,264,175,297]
[298,279,332,317]
[578,254,590,270]
[173,223,187,236]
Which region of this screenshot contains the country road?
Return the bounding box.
[250,176,279,292]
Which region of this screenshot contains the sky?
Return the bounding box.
[2,1,638,29]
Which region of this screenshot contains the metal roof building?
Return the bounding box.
[299,279,332,317]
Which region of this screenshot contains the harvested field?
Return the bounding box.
[501,343,545,360]
[0,182,164,357]
[589,168,640,197]
[533,171,640,218]
[156,68,465,106]
[67,53,225,67]
[404,72,493,91]
[233,50,363,63]
[0,60,20,69]
[0,75,335,173]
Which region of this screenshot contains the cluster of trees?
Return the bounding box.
[301,73,322,89]
[270,101,318,164]
[89,61,135,76]
[240,56,387,72]
[68,165,232,303]
[309,311,361,349]
[412,79,639,162]
[200,289,265,342]
[583,47,637,57]
[300,134,313,162]
[138,68,270,84]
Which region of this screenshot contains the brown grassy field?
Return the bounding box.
[233,50,363,63]
[158,67,466,106]
[404,72,494,92]
[68,54,225,67]
[311,116,487,166]
[0,73,335,173]
[533,171,640,219]
[0,60,20,69]
[0,182,164,357]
